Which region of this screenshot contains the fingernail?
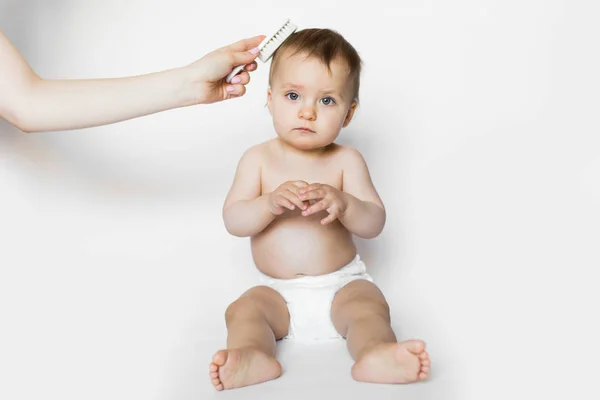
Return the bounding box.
[226,86,235,92]
[250,47,260,54]
[231,76,241,84]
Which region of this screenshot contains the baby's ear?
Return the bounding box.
[343,101,358,127]
[266,88,273,115]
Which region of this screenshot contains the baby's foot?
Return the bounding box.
[209,348,282,391]
[351,340,430,384]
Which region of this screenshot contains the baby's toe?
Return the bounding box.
[404,340,425,355]
[212,350,228,367]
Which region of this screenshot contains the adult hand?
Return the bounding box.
[186,35,266,104]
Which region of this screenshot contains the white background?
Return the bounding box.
[1,1,599,399]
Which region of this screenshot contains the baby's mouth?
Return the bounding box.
[294,127,316,133]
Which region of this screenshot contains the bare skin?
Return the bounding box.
[211,48,430,390]
[209,286,289,391]
[0,30,264,132]
[331,280,430,383]
[252,140,358,278]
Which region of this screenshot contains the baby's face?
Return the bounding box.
[267,52,356,151]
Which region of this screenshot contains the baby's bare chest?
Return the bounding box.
[260,160,343,194]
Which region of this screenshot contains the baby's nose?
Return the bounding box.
[299,106,316,120]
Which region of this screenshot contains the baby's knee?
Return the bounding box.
[357,298,390,321]
[225,297,262,323]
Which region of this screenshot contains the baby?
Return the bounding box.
[209,28,430,390]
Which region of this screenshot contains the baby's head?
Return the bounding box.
[267,28,362,151]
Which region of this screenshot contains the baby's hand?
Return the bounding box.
[267,180,309,215]
[298,183,348,225]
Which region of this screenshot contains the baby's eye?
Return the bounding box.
[321,97,336,106]
[286,92,299,101]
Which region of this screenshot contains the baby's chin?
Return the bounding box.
[286,139,332,152]
[277,133,337,151]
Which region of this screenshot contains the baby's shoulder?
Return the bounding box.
[238,140,273,163]
[329,143,367,166]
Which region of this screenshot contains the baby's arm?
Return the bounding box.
[338,148,386,239]
[222,146,275,237]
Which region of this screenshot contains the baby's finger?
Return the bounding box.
[275,196,296,211]
[300,183,322,194]
[299,188,325,201]
[321,212,338,225]
[302,199,328,216]
[282,191,305,210]
[228,70,250,85]
[285,184,306,198]
[292,180,309,188]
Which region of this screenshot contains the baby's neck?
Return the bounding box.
[275,138,334,159]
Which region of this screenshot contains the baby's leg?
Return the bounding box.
[209,286,289,391]
[331,280,430,384]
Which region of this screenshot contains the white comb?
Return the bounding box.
[225,19,298,83]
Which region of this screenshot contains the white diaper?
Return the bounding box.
[258,255,373,342]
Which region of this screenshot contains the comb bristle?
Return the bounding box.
[258,19,297,62]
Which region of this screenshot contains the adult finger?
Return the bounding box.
[230,49,263,68]
[224,83,247,99]
[244,61,258,71]
[228,70,250,85]
[225,35,266,52]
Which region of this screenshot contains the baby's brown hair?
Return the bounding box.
[269,28,362,102]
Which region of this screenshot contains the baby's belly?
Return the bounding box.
[251,210,357,279]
